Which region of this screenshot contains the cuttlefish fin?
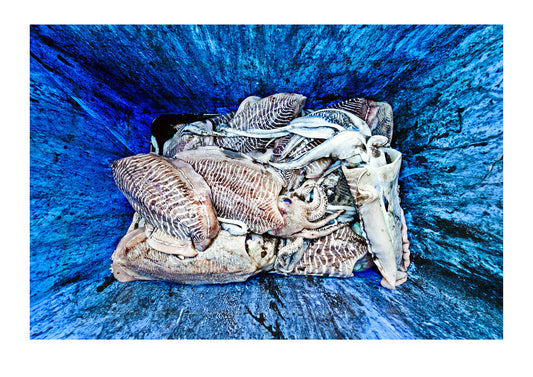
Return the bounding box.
[144,224,198,258]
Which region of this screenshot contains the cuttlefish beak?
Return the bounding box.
[342,147,407,289]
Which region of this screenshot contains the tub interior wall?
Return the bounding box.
[29,25,503,339]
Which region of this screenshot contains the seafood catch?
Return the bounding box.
[111,93,410,289]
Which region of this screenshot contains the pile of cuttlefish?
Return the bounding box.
[110,93,410,289]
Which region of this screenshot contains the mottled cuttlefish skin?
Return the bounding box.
[330,97,394,144]
[172,147,286,235]
[172,146,344,239]
[110,153,220,252]
[372,101,394,144]
[330,97,378,128]
[290,226,369,277]
[215,93,307,153]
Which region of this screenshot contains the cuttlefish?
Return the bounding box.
[215,93,307,153]
[111,147,346,257]
[111,153,219,257]
[112,227,278,284]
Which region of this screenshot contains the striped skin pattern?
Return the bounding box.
[373,101,394,144]
[111,153,220,251]
[206,112,237,128]
[235,95,261,114]
[331,97,394,143]
[291,226,369,277]
[215,93,307,153]
[271,136,325,188]
[330,97,378,125]
[305,108,366,129]
[273,137,323,162]
[172,147,286,234]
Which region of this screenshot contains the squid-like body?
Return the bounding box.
[111,153,219,255]
[342,147,410,288]
[111,147,345,258]
[215,93,307,153]
[112,227,278,285]
[172,147,344,238]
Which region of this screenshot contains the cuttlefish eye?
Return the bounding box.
[282,198,292,205]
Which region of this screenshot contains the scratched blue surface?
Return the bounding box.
[29,24,503,339]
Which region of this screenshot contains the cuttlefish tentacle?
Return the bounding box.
[274,138,324,166]
[216,127,290,139]
[274,237,305,274]
[291,221,349,239]
[302,210,345,231]
[272,179,344,238]
[288,115,347,133]
[294,181,328,221]
[296,108,372,136]
[278,135,305,160]
[269,131,369,170]
[217,217,249,236]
